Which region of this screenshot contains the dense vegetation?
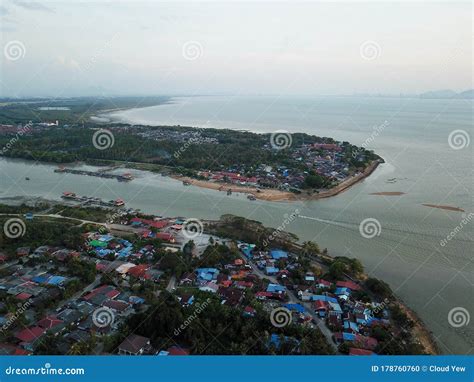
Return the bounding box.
[111,291,333,355]
[0,124,377,170]
[0,216,84,256]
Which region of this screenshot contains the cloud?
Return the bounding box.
[0,5,9,16]
[11,0,54,13]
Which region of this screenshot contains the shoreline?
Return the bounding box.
[172,159,383,202]
[288,242,439,354]
[0,204,439,354]
[397,299,440,355]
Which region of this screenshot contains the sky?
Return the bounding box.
[0,0,472,97]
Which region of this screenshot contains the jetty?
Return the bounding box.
[54,167,133,182]
[61,191,125,208]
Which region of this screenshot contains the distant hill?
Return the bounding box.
[419,89,474,99]
[457,89,474,99]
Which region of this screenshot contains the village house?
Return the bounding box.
[118,334,151,355]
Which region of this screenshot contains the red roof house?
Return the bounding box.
[336,281,362,291]
[37,316,63,330]
[127,264,150,279]
[167,346,190,355]
[15,327,45,342]
[349,348,375,355]
[16,292,32,301]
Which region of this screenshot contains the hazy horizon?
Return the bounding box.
[1,1,472,98]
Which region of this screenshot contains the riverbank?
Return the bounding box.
[172,159,383,202]
[397,300,440,355]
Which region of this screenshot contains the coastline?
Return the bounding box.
[172,159,383,202]
[397,299,440,355]
[287,242,439,355]
[0,205,440,355]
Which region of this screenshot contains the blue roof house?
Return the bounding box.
[311,295,338,303]
[335,287,351,296]
[270,249,288,260]
[47,276,67,286]
[267,284,286,293]
[284,303,305,314]
[343,332,356,341]
[265,267,279,275]
[343,321,360,333]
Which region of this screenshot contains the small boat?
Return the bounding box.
[227,189,232,195]
[183,180,191,186]
[114,198,125,207]
[118,173,133,182]
[61,191,77,199]
[247,194,256,201]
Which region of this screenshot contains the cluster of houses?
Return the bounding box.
[0,240,154,355]
[1,205,388,356]
[124,125,219,146]
[191,141,362,192]
[179,259,255,308]
[237,243,391,355]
